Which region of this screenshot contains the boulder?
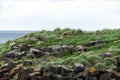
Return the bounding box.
[75,45,86,53]
[86,40,108,46]
[99,73,111,80]
[73,63,84,74]
[103,52,112,58]
[48,45,74,57]
[18,67,34,80]
[19,44,32,51]
[49,65,62,74]
[62,66,74,76]
[4,51,22,60]
[30,48,44,58]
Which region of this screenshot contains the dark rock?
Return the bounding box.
[86,40,108,46]
[23,60,33,66]
[0,69,8,78]
[19,44,31,51]
[116,56,120,67]
[4,51,22,60]
[41,73,58,80]
[73,63,84,74]
[31,76,41,80]
[62,66,74,76]
[18,67,34,80]
[30,48,44,58]
[0,62,17,72]
[49,65,62,74]
[40,67,48,76]
[99,73,111,80]
[62,76,73,80]
[37,35,45,41]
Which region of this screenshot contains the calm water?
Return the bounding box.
[0,31,33,43]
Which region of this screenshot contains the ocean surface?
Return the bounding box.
[0,31,33,43]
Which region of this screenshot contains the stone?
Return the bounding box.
[30,48,44,58]
[62,66,74,76]
[116,56,120,67]
[86,40,108,46]
[75,45,86,53]
[18,67,34,80]
[73,63,84,74]
[23,60,33,66]
[37,35,45,41]
[49,65,62,74]
[103,52,112,58]
[99,73,111,80]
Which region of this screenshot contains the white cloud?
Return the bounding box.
[0,0,120,31]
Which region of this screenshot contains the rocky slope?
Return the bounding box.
[0,28,120,80]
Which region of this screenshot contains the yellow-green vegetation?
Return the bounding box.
[0,28,120,69]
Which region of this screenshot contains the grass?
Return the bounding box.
[0,28,120,68]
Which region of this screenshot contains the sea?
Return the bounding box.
[0,31,34,43]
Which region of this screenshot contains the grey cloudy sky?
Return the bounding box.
[0,0,120,31]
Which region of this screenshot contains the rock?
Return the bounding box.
[116,56,120,67]
[86,40,108,46]
[23,60,33,66]
[62,66,74,76]
[4,51,22,60]
[18,67,34,80]
[30,48,44,58]
[75,45,86,53]
[42,73,58,80]
[49,65,62,74]
[103,52,112,58]
[0,69,8,78]
[37,35,45,41]
[19,44,32,51]
[0,62,17,79]
[62,76,73,80]
[31,76,41,80]
[48,45,73,57]
[99,73,111,80]
[40,67,48,76]
[10,42,21,50]
[73,63,84,74]
[0,62,17,72]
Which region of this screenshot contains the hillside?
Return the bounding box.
[0,28,120,80]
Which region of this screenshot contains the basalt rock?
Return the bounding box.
[86,40,108,47]
[30,48,45,58]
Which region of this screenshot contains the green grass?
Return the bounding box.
[0,28,120,68]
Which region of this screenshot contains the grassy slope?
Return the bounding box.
[0,28,120,69]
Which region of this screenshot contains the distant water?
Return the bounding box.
[0,31,33,43]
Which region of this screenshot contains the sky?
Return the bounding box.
[0,0,120,31]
